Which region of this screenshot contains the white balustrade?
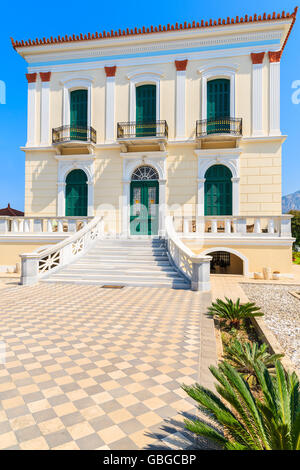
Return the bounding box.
[172,215,293,239]
[0,216,93,234]
[20,216,104,285]
[165,216,212,291]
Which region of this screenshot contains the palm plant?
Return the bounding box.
[207,297,263,328]
[183,360,300,450]
[225,340,284,388]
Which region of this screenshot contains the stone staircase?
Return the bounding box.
[42,238,190,289]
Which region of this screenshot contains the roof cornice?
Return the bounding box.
[11,8,297,55]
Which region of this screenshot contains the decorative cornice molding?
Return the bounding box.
[250,52,265,64]
[175,59,188,71]
[11,8,297,50]
[26,73,37,83]
[25,30,281,66]
[268,50,281,62]
[104,65,117,77]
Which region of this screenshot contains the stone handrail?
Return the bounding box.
[165,216,212,291]
[20,216,104,285]
[0,216,93,234]
[173,214,293,238]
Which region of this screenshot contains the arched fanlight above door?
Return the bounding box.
[131,165,159,181]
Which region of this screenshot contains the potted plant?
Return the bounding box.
[272,271,280,280]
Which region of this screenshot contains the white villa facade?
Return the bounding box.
[0,8,297,288]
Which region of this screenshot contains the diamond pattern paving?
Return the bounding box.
[0,283,217,450]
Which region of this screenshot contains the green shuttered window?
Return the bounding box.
[207,79,230,134]
[204,165,232,216]
[65,169,88,217]
[136,85,156,136]
[70,89,88,140]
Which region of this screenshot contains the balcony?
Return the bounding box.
[196,117,242,148]
[172,215,292,240]
[117,121,168,151]
[0,216,93,235]
[52,125,96,150]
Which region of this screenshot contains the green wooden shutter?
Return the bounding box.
[207,79,230,134]
[136,85,156,136]
[65,169,88,216]
[70,89,88,140]
[204,165,232,216]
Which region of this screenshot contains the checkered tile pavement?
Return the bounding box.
[0,283,217,450]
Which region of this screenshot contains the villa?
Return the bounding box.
[1,8,297,289]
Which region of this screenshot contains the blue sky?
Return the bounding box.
[0,0,299,210]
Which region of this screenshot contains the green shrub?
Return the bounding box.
[207,297,263,328]
[224,339,284,388]
[183,360,300,450]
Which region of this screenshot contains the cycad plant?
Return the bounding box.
[183,360,300,450]
[207,297,263,328]
[225,339,284,388]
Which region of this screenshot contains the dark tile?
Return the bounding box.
[0,388,19,400]
[127,403,149,417]
[33,408,57,423]
[109,436,139,450]
[118,418,144,434]
[45,429,73,448]
[76,433,104,450]
[0,421,12,434]
[60,412,85,427]
[60,382,79,393]
[23,392,45,404]
[89,415,115,432]
[100,400,122,414]
[109,388,129,399]
[73,397,95,410]
[48,395,69,406]
[83,385,101,396]
[15,425,42,442]
[6,405,30,419]
[134,390,154,401]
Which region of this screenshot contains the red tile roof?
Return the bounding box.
[0,203,24,216]
[11,8,298,51]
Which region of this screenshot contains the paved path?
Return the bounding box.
[0,283,216,450]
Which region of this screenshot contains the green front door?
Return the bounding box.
[207,79,230,134]
[130,181,159,235]
[136,85,156,136]
[70,89,88,140]
[205,165,232,216]
[65,169,88,216]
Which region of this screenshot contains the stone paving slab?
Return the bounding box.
[0,283,217,450]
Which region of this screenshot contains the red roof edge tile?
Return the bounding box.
[0,204,24,216]
[10,7,298,51]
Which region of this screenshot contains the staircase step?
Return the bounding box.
[65,264,177,273]
[75,259,171,267]
[50,271,182,281]
[41,237,189,290]
[43,277,190,289]
[82,255,170,261]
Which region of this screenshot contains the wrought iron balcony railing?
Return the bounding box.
[117,121,168,139]
[52,125,96,144]
[196,117,242,138]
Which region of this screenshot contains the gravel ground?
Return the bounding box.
[241,283,300,370]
